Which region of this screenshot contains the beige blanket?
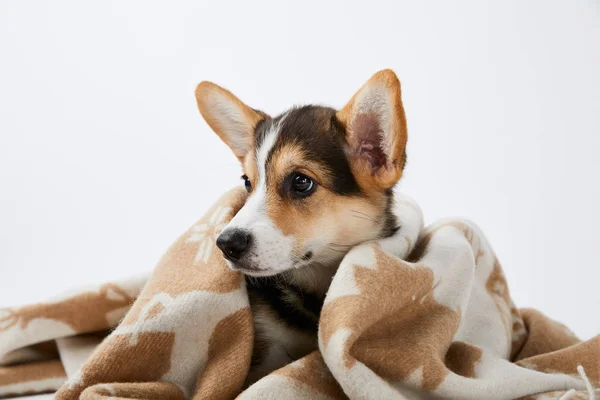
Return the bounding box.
[1,187,598,399]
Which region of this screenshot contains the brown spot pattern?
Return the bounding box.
[194,308,254,400]
[513,308,581,361]
[81,381,185,400]
[274,351,347,400]
[146,302,165,321]
[0,359,66,385]
[444,341,483,378]
[516,325,598,387]
[54,331,175,399]
[0,283,134,334]
[485,257,515,345]
[517,335,600,385]
[320,247,460,391]
[510,305,528,360]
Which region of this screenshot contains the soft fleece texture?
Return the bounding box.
[0,187,598,399]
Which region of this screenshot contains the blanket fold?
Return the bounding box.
[1,187,598,400]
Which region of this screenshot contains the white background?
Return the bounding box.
[0,1,598,339]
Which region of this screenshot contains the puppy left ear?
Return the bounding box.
[337,69,408,190]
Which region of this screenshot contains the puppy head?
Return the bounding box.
[195,69,407,276]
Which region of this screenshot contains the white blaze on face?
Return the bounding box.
[222,116,296,276]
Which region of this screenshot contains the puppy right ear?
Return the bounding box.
[195,82,266,161]
[337,69,408,190]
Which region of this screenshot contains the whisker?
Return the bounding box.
[351,215,376,223]
[350,209,378,221]
[327,246,349,253]
[328,242,354,248]
[351,210,384,227]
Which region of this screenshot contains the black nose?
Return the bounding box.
[216,229,251,261]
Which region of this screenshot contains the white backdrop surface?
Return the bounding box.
[0,1,598,338]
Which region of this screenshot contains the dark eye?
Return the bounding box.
[291,173,315,196]
[242,175,251,192]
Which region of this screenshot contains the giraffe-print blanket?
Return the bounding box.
[0,187,598,399]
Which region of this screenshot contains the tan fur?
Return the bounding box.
[256,141,386,262]
[242,149,259,184]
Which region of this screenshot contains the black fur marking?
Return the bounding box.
[287,283,323,318]
[253,118,270,150]
[246,276,321,332]
[381,188,400,238]
[264,106,362,196]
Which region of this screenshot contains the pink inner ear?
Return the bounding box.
[351,113,387,173]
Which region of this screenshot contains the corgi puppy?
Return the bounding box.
[195,69,408,385]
